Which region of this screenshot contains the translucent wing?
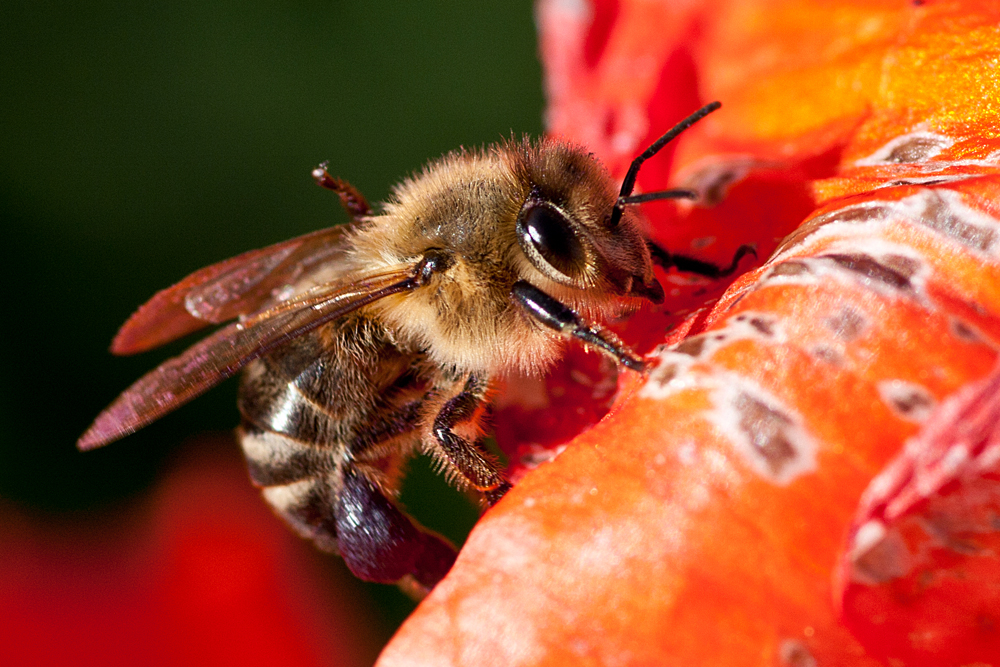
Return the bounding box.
[79,263,418,450]
[111,224,351,355]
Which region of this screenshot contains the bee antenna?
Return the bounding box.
[609,101,721,227]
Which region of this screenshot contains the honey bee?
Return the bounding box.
[79,102,751,591]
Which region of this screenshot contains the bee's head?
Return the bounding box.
[504,139,664,319]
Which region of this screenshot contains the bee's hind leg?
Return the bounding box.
[335,462,456,590]
[311,163,371,220]
[430,373,512,506]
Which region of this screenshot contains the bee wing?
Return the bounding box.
[79,262,418,451]
[111,224,351,355]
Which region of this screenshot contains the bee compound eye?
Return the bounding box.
[516,202,587,282]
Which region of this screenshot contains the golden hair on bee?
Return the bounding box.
[78,102,752,592]
[348,135,656,377]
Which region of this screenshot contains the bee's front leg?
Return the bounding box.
[428,373,512,506]
[647,240,756,279]
[511,280,645,371]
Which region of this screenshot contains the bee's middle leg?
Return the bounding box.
[430,373,512,506]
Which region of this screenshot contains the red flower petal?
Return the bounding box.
[0,440,380,667]
[382,1,1000,665]
[841,362,1000,666]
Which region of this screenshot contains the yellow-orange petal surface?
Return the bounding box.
[382,1,1000,665]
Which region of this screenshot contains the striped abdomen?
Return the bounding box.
[236,314,456,586]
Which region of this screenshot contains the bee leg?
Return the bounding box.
[335,463,456,588]
[511,280,645,372]
[647,241,757,279]
[483,482,513,506]
[311,163,372,220]
[431,374,511,505]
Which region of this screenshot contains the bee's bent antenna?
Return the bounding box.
[609,101,721,227]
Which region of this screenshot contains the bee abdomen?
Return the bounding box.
[239,424,340,487]
[258,473,341,554]
[240,421,456,587]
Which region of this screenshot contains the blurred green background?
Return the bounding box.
[1,0,542,653]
